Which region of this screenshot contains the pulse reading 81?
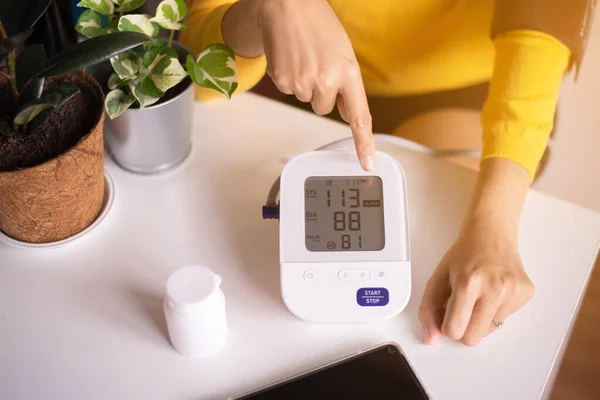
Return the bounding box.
[328,188,362,249]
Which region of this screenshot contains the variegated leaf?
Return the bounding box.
[142,46,177,68]
[150,0,187,30]
[129,82,160,109]
[105,89,135,119]
[141,47,186,96]
[75,10,105,38]
[76,0,114,16]
[186,43,238,98]
[118,14,158,37]
[16,82,80,127]
[108,73,121,90]
[110,53,139,80]
[113,0,146,13]
[14,101,55,125]
[107,73,133,90]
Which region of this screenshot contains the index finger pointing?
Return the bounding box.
[340,75,375,171]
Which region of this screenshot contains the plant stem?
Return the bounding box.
[0,20,20,106]
[168,30,175,47]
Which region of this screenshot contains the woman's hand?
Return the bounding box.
[418,158,535,346]
[223,0,376,171]
[418,219,534,346]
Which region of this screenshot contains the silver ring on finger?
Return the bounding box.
[492,320,504,329]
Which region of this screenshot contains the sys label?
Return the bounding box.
[357,288,389,307]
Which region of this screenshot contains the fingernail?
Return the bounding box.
[363,156,374,171]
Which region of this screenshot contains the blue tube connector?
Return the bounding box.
[262,204,280,220]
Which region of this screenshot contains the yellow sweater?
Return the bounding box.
[181,0,571,180]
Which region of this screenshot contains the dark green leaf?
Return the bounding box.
[20,77,46,105]
[33,31,151,79]
[83,60,113,85]
[42,81,80,108]
[0,29,33,61]
[22,81,80,136]
[16,44,47,91]
[0,0,52,36]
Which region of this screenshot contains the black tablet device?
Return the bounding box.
[235,342,429,399]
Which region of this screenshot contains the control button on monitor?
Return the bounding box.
[375,271,388,281]
[303,270,316,281]
[338,269,370,282]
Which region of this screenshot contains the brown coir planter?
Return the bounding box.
[0,71,105,243]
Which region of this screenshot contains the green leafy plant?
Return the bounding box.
[0,0,151,137]
[75,0,239,119]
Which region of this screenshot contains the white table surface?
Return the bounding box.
[1,93,599,400]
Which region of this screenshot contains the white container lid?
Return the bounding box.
[165,265,222,314]
[164,265,228,357]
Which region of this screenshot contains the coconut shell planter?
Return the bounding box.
[0,72,105,243]
[0,0,151,244]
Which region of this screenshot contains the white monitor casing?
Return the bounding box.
[279,151,411,322]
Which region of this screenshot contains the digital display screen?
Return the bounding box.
[304,176,385,252]
[237,343,429,399]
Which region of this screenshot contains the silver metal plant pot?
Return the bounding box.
[104,43,194,174]
[105,81,194,174]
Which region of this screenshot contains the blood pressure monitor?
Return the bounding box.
[272,150,411,322]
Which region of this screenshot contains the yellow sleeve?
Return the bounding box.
[180,0,267,102]
[481,29,571,181]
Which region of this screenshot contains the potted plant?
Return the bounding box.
[0,0,151,243]
[75,0,239,173]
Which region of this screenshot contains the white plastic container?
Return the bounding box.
[164,265,228,357]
